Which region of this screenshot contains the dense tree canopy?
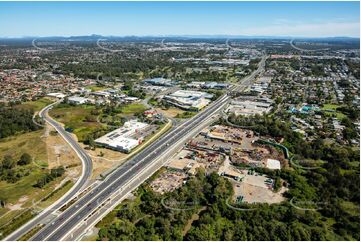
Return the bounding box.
[0,106,38,138]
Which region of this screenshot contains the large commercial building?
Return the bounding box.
[227,97,273,116]
[144,77,174,86]
[47,92,66,99]
[95,120,148,153]
[163,90,213,110]
[67,96,90,105]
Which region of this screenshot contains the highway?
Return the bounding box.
[233,55,266,92]
[30,55,265,241]
[29,93,229,241]
[5,55,266,241]
[4,101,93,241]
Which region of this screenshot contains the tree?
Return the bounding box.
[18,153,32,166]
[2,155,15,169]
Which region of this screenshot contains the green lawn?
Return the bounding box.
[321,104,340,110]
[321,103,346,120]
[120,103,148,115]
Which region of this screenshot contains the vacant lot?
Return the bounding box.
[45,125,81,169]
[156,107,185,118]
[231,173,286,204]
[0,128,77,229]
[87,85,107,92]
[0,130,47,163]
[120,103,147,115]
[15,97,53,111]
[49,104,103,141]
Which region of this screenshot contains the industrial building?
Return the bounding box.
[95,120,148,153]
[203,82,229,89]
[67,96,90,105]
[144,77,174,86]
[227,97,273,116]
[163,90,213,110]
[47,92,66,99]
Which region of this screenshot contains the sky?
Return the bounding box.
[0,1,359,38]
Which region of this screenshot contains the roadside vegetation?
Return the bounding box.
[175,111,197,119]
[0,98,70,238]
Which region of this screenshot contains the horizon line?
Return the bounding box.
[0,34,360,39]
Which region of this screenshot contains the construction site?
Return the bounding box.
[230,172,287,204]
[189,125,285,170]
[150,170,187,194]
[150,124,287,203]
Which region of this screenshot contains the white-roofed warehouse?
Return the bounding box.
[95,120,148,153]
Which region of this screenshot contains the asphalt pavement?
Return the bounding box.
[4,101,93,241]
[7,55,266,241]
[31,94,229,241]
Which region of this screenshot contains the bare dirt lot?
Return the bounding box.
[45,124,81,171]
[155,107,185,118]
[150,170,187,194]
[231,173,287,204]
[84,145,128,179]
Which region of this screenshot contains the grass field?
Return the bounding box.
[322,104,340,110]
[0,130,69,230]
[0,130,47,229]
[38,180,74,208]
[87,85,107,92]
[340,201,360,216]
[15,97,53,111]
[321,104,346,120]
[0,171,67,230]
[0,130,47,162]
[49,104,103,141]
[175,111,197,119]
[0,131,48,205]
[120,103,148,115]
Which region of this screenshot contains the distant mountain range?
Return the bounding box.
[0,34,359,41]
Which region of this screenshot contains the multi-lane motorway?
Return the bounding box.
[233,55,266,92]
[4,101,93,241]
[5,55,266,241]
[31,93,230,241]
